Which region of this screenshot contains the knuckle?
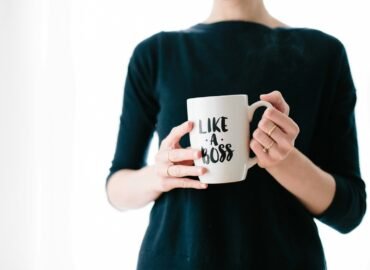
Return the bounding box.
[275,90,282,97]
[279,143,287,154]
[182,150,190,160]
[178,149,187,160]
[265,108,274,117]
[279,141,292,154]
[289,125,298,136]
[172,165,181,176]
[258,118,267,130]
[168,149,175,161]
[253,129,258,138]
[171,133,180,143]
[254,128,262,137]
[250,139,258,149]
[171,151,180,162]
[269,107,276,115]
[160,137,169,148]
[295,124,300,134]
[280,139,291,152]
[285,105,290,115]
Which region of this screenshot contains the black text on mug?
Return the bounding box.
[198,116,235,164]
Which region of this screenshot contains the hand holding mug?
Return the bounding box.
[153,121,208,192]
[250,90,300,169]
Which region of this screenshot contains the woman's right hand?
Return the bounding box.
[153,120,208,192]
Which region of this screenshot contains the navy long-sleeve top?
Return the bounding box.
[105,20,367,270]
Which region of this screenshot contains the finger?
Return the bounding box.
[180,146,195,165]
[267,143,289,161]
[263,107,299,135]
[257,118,292,151]
[253,118,293,160]
[157,162,206,178]
[252,128,276,149]
[156,148,201,163]
[264,124,293,153]
[260,90,289,115]
[257,117,278,135]
[250,138,275,164]
[167,164,207,178]
[161,178,208,191]
[162,120,194,148]
[169,148,202,163]
[255,138,284,162]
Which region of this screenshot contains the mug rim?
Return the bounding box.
[187,94,247,103]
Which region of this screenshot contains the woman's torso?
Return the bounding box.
[136,21,339,270]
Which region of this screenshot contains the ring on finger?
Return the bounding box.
[262,140,275,153]
[268,124,277,137]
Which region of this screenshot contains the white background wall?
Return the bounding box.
[0,0,369,269]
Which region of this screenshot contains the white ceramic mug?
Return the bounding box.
[186,94,272,184]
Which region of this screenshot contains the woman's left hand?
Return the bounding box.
[250,90,300,169]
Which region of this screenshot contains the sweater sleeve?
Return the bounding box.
[105,38,159,190]
[310,40,366,233]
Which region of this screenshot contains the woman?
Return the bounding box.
[105,0,367,269]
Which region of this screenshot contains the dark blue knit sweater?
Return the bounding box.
[106,20,366,270]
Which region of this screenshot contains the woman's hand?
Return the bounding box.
[250,90,300,169]
[153,120,208,192]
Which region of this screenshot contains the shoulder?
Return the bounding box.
[131,29,192,64]
[288,27,346,55]
[131,31,162,59]
[130,30,184,60]
[277,26,348,72]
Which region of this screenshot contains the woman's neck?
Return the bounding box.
[203,0,288,28]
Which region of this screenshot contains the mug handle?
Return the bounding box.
[246,100,273,169]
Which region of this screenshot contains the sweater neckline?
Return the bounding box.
[191,20,292,32]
